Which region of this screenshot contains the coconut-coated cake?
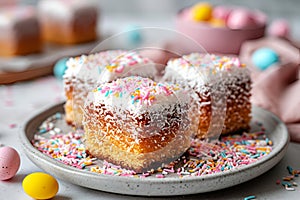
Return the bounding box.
[63,50,157,127]
[83,76,196,172]
[163,53,252,138]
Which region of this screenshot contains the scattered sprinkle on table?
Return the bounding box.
[244,195,256,200]
[277,165,300,191]
[32,113,273,178]
[9,123,17,129]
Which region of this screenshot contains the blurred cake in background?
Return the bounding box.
[0,0,17,6]
[37,0,99,45]
[0,6,42,56]
[176,2,267,54]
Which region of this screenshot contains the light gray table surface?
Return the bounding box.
[0,75,300,200]
[1,8,300,199]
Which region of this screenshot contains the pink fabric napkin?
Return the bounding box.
[251,63,300,142]
[240,37,300,142]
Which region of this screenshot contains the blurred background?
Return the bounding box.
[15,0,300,39]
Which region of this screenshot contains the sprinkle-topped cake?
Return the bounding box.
[163,53,252,138]
[37,0,98,44]
[63,50,157,127]
[83,76,196,172]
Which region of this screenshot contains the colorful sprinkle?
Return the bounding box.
[244,195,256,200]
[287,166,294,175]
[155,174,165,178]
[276,165,300,191]
[285,185,295,191]
[64,50,155,85]
[106,52,150,74]
[9,124,17,129]
[33,113,274,179]
[93,77,180,106]
[168,53,245,72]
[292,182,298,186]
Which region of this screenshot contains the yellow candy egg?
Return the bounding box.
[22,172,59,199]
[191,2,213,21]
[209,18,226,27]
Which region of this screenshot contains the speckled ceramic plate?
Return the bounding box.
[20,102,289,196]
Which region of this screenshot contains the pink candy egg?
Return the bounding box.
[0,146,21,180]
[140,43,179,75]
[212,6,232,21]
[268,19,290,38]
[227,9,258,29]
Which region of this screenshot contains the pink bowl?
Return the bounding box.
[176,8,266,55]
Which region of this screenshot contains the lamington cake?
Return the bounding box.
[63,50,157,127]
[37,0,98,44]
[163,53,252,138]
[0,6,42,56]
[83,76,196,172]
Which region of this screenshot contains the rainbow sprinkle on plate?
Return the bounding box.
[32,112,273,178]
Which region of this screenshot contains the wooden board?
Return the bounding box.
[0,39,103,84]
[0,64,53,84]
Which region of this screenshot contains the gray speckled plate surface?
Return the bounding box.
[20,102,289,196]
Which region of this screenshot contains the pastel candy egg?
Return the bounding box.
[0,146,20,181]
[251,48,279,70]
[212,6,232,21]
[125,25,142,45]
[268,19,290,38]
[209,18,226,27]
[227,9,258,29]
[191,2,213,21]
[53,57,69,80]
[23,172,59,199]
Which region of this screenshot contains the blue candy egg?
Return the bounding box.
[125,25,142,45]
[53,57,69,79]
[251,48,279,71]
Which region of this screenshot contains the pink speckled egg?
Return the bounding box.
[268,19,290,38]
[0,146,21,180]
[227,9,258,29]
